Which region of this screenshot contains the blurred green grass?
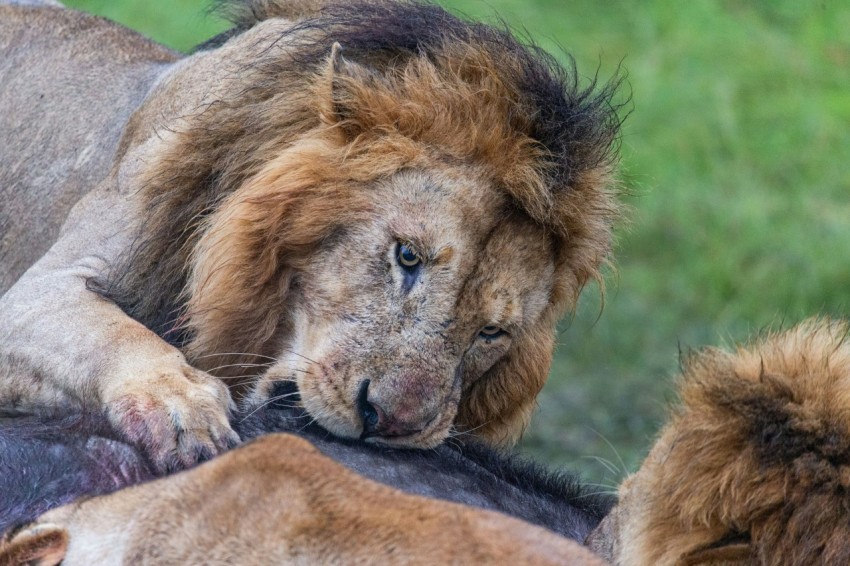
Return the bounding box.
[63,0,850,484]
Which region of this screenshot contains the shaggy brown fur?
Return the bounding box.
[589,319,850,565]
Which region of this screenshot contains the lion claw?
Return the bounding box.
[104,366,239,473]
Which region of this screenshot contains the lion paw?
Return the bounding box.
[104,365,239,473]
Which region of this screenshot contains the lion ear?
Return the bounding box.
[0,523,68,566]
[320,42,381,138]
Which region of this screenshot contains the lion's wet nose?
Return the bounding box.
[357,379,432,439]
[357,379,382,433]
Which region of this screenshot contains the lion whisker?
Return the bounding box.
[216,374,272,388]
[261,376,301,384]
[588,427,629,476]
[238,392,305,422]
[194,352,281,362]
[195,349,318,367]
[447,420,491,438]
[216,372,285,381]
[237,404,266,422]
[206,362,273,373]
[294,417,318,434]
[581,482,620,493]
[258,397,302,409]
[581,455,621,477]
[277,348,319,366]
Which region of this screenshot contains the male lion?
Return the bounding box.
[588,319,850,565]
[0,0,622,471]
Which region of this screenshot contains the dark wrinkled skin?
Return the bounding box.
[0,402,613,541]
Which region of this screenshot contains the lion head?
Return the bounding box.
[590,319,850,565]
[102,0,623,449]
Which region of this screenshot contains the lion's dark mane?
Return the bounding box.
[95,0,624,348]
[214,0,625,191]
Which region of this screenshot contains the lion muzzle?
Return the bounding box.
[357,377,443,440]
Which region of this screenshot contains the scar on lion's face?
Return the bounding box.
[244,168,555,447]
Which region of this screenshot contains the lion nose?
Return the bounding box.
[357,379,427,439]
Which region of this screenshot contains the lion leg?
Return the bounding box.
[0,187,238,473]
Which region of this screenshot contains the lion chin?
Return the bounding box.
[0,0,622,468]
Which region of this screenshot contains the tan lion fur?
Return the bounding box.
[0,0,623,468]
[589,319,850,565]
[0,434,606,566]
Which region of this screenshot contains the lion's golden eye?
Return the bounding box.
[396,242,421,269]
[479,325,506,339]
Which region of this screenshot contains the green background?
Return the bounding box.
[62,0,850,486]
